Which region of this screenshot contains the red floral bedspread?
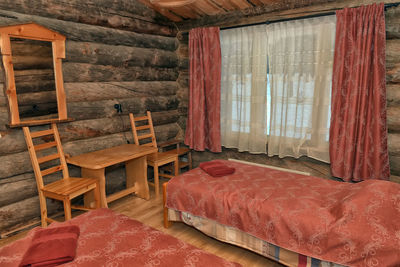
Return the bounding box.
[0,208,240,267]
[166,160,400,267]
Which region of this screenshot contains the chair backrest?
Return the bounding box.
[129,111,157,148]
[22,123,69,190]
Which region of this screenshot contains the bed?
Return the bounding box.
[0,208,241,267]
[164,159,400,267]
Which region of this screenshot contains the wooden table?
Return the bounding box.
[66,144,157,208]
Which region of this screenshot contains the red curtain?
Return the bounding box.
[184,27,222,152]
[329,3,390,182]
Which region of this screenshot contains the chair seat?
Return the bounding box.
[147,151,177,165]
[163,147,190,156]
[42,177,97,198]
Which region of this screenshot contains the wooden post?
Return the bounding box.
[163,182,171,228]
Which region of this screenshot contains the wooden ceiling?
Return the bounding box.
[139,0,289,22]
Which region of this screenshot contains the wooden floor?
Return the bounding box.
[0,180,283,267]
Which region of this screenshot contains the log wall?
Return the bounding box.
[178,5,400,181]
[0,1,180,233]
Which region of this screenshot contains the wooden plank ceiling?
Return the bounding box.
[139,0,284,22]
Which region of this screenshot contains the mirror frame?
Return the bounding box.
[0,23,70,127]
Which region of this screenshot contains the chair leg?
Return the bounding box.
[154,164,159,197]
[174,157,179,177]
[63,199,72,221]
[93,182,101,209]
[38,191,48,227]
[188,151,192,170]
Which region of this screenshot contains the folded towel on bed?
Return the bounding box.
[199,161,235,177]
[19,225,80,267]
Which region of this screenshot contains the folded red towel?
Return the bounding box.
[199,161,235,177]
[19,225,80,267]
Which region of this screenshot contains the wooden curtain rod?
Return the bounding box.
[220,2,400,31]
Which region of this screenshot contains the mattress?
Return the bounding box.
[168,209,345,267]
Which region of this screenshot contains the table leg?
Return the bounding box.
[81,167,108,208]
[126,156,150,200]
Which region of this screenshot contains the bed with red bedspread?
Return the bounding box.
[0,208,240,267]
[166,160,400,267]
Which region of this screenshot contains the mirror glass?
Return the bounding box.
[10,37,58,122]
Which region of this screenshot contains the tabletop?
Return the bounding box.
[66,144,157,170]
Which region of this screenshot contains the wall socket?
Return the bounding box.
[114,104,122,114]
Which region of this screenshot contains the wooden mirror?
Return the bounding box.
[0,23,70,127]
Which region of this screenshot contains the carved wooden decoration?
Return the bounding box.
[0,23,69,127]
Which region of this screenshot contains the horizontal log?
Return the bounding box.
[17,91,57,105]
[0,122,180,179]
[0,1,176,36]
[12,81,56,94]
[386,5,400,39]
[387,63,400,83]
[65,41,179,68]
[11,69,54,84]
[12,56,53,70]
[62,63,179,83]
[0,164,134,232]
[18,103,58,118]
[0,195,60,231]
[57,111,180,142]
[67,96,179,120]
[387,106,400,132]
[386,39,400,65]
[177,44,188,58]
[387,83,400,106]
[0,107,9,131]
[390,155,400,176]
[63,126,179,157]
[177,31,189,43]
[17,81,179,105]
[0,10,178,51]
[0,151,32,180]
[10,41,52,57]
[0,165,123,207]
[0,110,180,156]
[177,72,189,88]
[0,172,60,206]
[178,57,189,70]
[388,133,400,156]
[65,81,178,103]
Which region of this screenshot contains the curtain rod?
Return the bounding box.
[221,2,400,31]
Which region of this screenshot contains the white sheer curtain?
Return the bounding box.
[220,25,268,153]
[267,16,336,162]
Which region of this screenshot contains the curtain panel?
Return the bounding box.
[267,16,336,163]
[220,25,269,153]
[329,3,390,181]
[185,27,222,152]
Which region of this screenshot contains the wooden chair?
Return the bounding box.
[159,139,192,172]
[23,123,100,227]
[129,111,179,197]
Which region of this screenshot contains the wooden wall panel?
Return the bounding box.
[0,0,181,233]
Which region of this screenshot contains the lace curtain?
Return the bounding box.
[267,16,336,162]
[220,25,269,153]
[220,16,336,162]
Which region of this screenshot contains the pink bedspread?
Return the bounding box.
[166,160,400,267]
[0,208,240,267]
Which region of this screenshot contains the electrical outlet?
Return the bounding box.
[114,104,122,114]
